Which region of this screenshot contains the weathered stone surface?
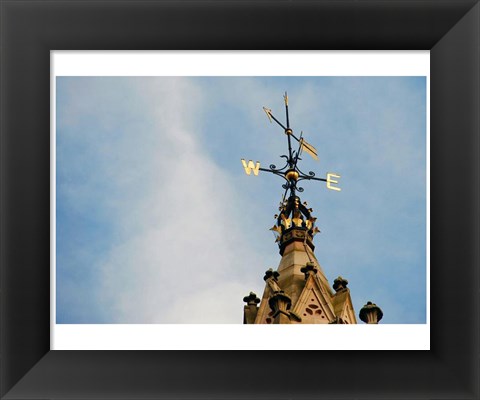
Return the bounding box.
[359,301,383,324]
[333,276,349,292]
[252,225,353,324]
[242,292,260,324]
[269,292,292,324]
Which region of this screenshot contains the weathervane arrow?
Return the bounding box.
[262,106,286,130]
[241,93,341,201]
[262,98,318,161]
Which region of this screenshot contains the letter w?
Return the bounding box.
[241,159,261,176]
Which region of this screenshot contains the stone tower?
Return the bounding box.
[243,194,358,324]
[241,93,382,324]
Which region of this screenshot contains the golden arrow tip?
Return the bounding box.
[262,106,272,123]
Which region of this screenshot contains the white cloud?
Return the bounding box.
[90,78,262,323]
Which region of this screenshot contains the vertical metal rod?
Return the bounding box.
[284,92,290,128]
[284,92,294,168]
[287,134,293,167]
[284,92,295,199]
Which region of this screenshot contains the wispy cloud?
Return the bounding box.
[57,77,265,323]
[56,76,426,324]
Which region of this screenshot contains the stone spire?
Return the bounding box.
[240,94,382,324]
[246,195,357,324]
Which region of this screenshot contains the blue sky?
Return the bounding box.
[56,76,426,324]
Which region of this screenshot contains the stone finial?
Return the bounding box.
[268,291,292,323]
[264,268,282,294]
[263,268,280,282]
[359,301,383,324]
[243,292,260,324]
[300,262,318,280]
[243,292,260,306]
[333,276,349,292]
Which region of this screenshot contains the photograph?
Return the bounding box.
[55,75,427,326]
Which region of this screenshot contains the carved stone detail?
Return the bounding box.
[333,276,349,292]
[300,262,318,280]
[359,301,383,324]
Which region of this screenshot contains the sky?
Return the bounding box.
[56,76,426,324]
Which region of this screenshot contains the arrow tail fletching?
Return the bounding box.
[300,138,319,160]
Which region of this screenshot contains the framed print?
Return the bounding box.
[1,1,479,399]
[51,52,429,351]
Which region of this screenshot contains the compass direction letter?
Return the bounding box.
[241,159,261,176]
[326,173,341,191]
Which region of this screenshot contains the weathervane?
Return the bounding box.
[241,92,341,203]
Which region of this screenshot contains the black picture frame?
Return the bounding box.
[1,1,479,399]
